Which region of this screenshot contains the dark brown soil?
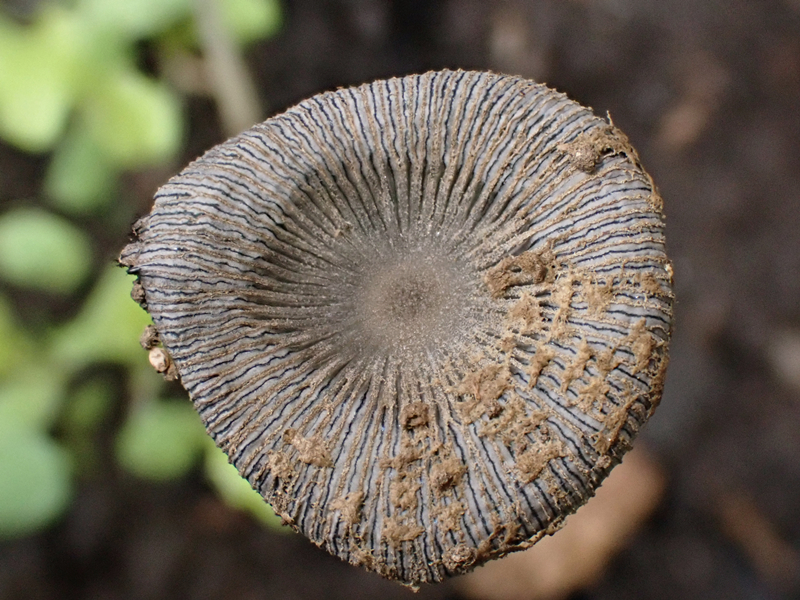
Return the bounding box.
[2,0,800,598]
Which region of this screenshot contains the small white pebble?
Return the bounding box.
[148,347,171,373]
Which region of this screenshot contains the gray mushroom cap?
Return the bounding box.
[120,70,673,586]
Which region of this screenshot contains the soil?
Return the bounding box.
[2,0,800,598]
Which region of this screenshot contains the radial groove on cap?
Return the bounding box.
[121,70,673,586]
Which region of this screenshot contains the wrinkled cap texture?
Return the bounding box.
[120,70,673,586]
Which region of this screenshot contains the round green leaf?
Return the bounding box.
[0,8,83,152]
[84,70,182,168]
[45,125,117,214]
[0,366,65,433]
[0,208,92,293]
[116,400,205,480]
[204,441,284,529]
[0,428,73,538]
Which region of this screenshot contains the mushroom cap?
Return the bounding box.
[120,70,673,586]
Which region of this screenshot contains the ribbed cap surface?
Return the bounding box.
[121,70,673,586]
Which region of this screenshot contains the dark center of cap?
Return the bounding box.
[354,246,484,356]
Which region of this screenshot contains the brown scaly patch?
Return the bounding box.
[457,364,511,423]
[474,519,527,561]
[507,292,543,334]
[652,350,669,391]
[399,402,430,429]
[540,468,573,511]
[627,318,659,374]
[665,261,675,285]
[576,377,610,412]
[561,338,595,393]
[581,272,615,315]
[484,250,551,298]
[380,442,423,471]
[479,395,548,447]
[498,334,516,354]
[478,395,525,440]
[595,345,623,377]
[434,501,466,535]
[645,352,670,417]
[544,514,569,536]
[139,324,160,349]
[118,237,140,264]
[266,450,295,480]
[593,386,639,454]
[389,470,421,511]
[430,455,468,493]
[270,492,295,526]
[348,540,376,569]
[459,364,511,400]
[548,274,576,340]
[500,521,523,547]
[284,429,333,468]
[641,168,665,216]
[558,123,641,174]
[130,281,147,307]
[330,491,365,526]
[527,346,556,388]
[515,434,566,484]
[635,271,671,298]
[649,188,664,215]
[442,543,477,572]
[382,517,424,545]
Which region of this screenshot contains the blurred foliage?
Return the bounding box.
[0,0,283,539]
[0,207,92,293]
[116,398,207,480]
[0,426,73,538]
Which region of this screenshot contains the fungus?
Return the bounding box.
[119,70,673,586]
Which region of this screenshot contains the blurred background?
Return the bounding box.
[0,0,799,598]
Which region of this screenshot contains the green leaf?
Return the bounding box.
[116,399,206,480]
[221,0,282,44]
[45,125,118,215]
[78,0,191,39]
[0,207,92,294]
[0,428,73,538]
[83,70,182,168]
[0,366,66,433]
[49,266,153,371]
[204,441,284,529]
[0,8,83,152]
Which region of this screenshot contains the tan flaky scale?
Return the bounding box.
[120,70,673,586]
